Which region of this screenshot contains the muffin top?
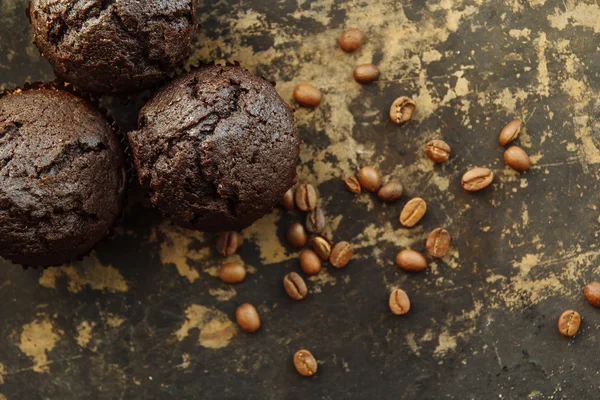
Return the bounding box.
[0,87,126,266]
[128,65,300,232]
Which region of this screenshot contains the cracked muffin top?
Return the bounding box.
[28,0,198,93]
[0,87,126,266]
[128,65,300,232]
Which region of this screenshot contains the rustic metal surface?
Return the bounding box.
[2,0,600,399]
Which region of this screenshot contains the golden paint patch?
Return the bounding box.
[75,321,94,349]
[174,304,236,349]
[18,317,63,373]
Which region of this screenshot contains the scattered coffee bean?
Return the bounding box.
[557,310,581,337]
[283,272,308,300]
[287,223,308,248]
[357,166,382,192]
[281,188,295,210]
[293,84,323,108]
[306,207,325,234]
[339,28,364,52]
[354,64,380,83]
[461,167,494,192]
[389,288,411,315]
[504,146,531,172]
[426,228,451,258]
[216,231,238,256]
[218,262,246,284]
[395,249,428,272]
[236,303,260,333]
[300,249,322,275]
[330,241,353,268]
[344,176,362,194]
[425,139,451,163]
[377,181,403,203]
[295,183,317,212]
[499,119,524,146]
[399,198,427,227]
[310,236,332,260]
[584,282,600,308]
[389,97,416,124]
[293,349,318,377]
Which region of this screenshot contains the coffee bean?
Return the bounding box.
[395,249,428,272]
[584,282,600,308]
[293,349,318,377]
[287,223,308,248]
[426,228,451,258]
[293,84,322,108]
[310,236,332,260]
[236,303,260,333]
[557,310,581,337]
[300,249,322,275]
[377,181,403,203]
[354,64,380,83]
[295,183,317,212]
[330,241,353,268]
[461,167,494,192]
[218,262,246,284]
[306,207,325,234]
[504,146,531,172]
[339,28,364,52]
[389,97,416,124]
[399,198,427,227]
[281,188,295,210]
[343,176,361,194]
[389,288,411,315]
[425,139,451,163]
[357,166,381,192]
[283,272,308,300]
[499,119,524,146]
[216,232,238,256]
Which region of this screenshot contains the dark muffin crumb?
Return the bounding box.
[128,65,300,232]
[0,87,126,267]
[28,0,198,93]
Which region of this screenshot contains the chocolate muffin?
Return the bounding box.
[0,86,126,267]
[128,65,300,232]
[28,0,198,93]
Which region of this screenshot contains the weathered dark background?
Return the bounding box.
[2,0,600,399]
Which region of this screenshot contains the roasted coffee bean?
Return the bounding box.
[287,223,308,248]
[399,198,427,227]
[389,289,411,315]
[354,64,380,83]
[395,249,428,272]
[236,303,260,333]
[558,310,581,337]
[283,272,308,300]
[389,97,416,124]
[306,207,325,234]
[310,236,332,260]
[426,228,451,258]
[339,28,364,52]
[295,183,317,212]
[293,349,318,376]
[330,241,353,268]
[218,262,246,284]
[504,146,531,172]
[499,119,524,146]
[300,249,322,275]
[357,166,382,192]
[281,188,296,210]
[584,282,600,308]
[425,140,451,163]
[461,167,494,192]
[216,232,238,256]
[344,176,361,194]
[377,181,403,203]
[293,84,322,108]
